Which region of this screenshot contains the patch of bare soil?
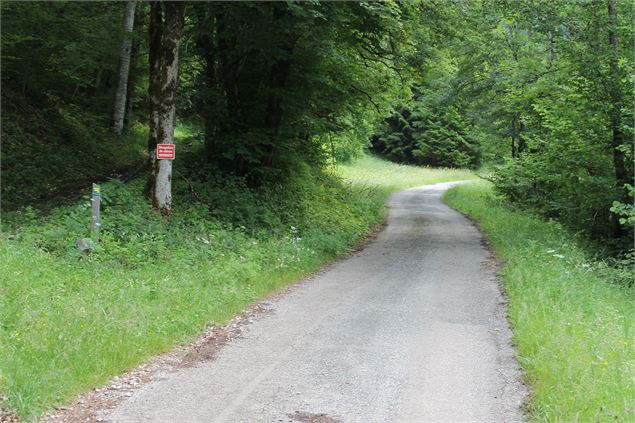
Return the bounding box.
[0,409,20,423]
[287,411,341,423]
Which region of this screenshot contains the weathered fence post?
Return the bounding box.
[91,183,101,242]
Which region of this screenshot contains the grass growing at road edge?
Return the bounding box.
[444,181,634,423]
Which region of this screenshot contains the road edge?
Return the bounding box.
[441,185,531,420]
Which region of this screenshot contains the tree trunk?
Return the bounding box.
[125,5,142,130]
[607,0,629,239]
[112,1,137,135]
[262,4,294,169]
[147,1,186,214]
[517,120,526,154]
[147,2,163,153]
[124,33,139,129]
[217,11,241,140]
[510,115,517,158]
[194,5,220,160]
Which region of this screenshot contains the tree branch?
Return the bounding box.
[349,84,381,114]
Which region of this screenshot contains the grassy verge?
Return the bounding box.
[337,155,474,194]
[444,181,634,423]
[0,155,471,420]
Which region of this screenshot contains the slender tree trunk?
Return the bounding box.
[125,5,142,130]
[518,120,526,154]
[194,5,220,160]
[510,115,517,158]
[124,33,138,129]
[112,1,137,135]
[329,133,336,165]
[217,13,241,140]
[262,4,294,170]
[147,1,186,214]
[147,2,162,154]
[92,69,102,96]
[607,0,629,239]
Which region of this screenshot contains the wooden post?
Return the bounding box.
[91,183,101,242]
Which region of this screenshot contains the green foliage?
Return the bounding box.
[489,132,616,240]
[610,184,635,226]
[1,2,122,107]
[479,9,635,244]
[3,0,633,250]
[0,0,424,185]
[371,104,480,168]
[1,2,148,210]
[186,1,423,180]
[0,114,148,209]
[373,0,635,248]
[444,182,634,422]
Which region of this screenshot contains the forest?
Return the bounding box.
[1,1,633,422]
[2,0,632,247]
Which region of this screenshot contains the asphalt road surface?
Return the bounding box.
[106,181,527,423]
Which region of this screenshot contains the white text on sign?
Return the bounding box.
[157,144,175,160]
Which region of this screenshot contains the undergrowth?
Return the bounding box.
[444,181,634,423]
[0,101,148,210]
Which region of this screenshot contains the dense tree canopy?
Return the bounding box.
[369,0,634,248]
[1,0,633,249]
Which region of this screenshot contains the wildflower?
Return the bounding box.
[195,236,210,245]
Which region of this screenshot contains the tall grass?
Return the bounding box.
[444,181,634,423]
[336,155,474,194]
[0,156,471,420]
[0,224,340,420]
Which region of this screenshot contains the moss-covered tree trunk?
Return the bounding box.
[147,1,185,214]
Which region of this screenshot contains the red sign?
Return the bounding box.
[156,144,175,160]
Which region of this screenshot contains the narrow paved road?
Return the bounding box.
[106,182,526,423]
